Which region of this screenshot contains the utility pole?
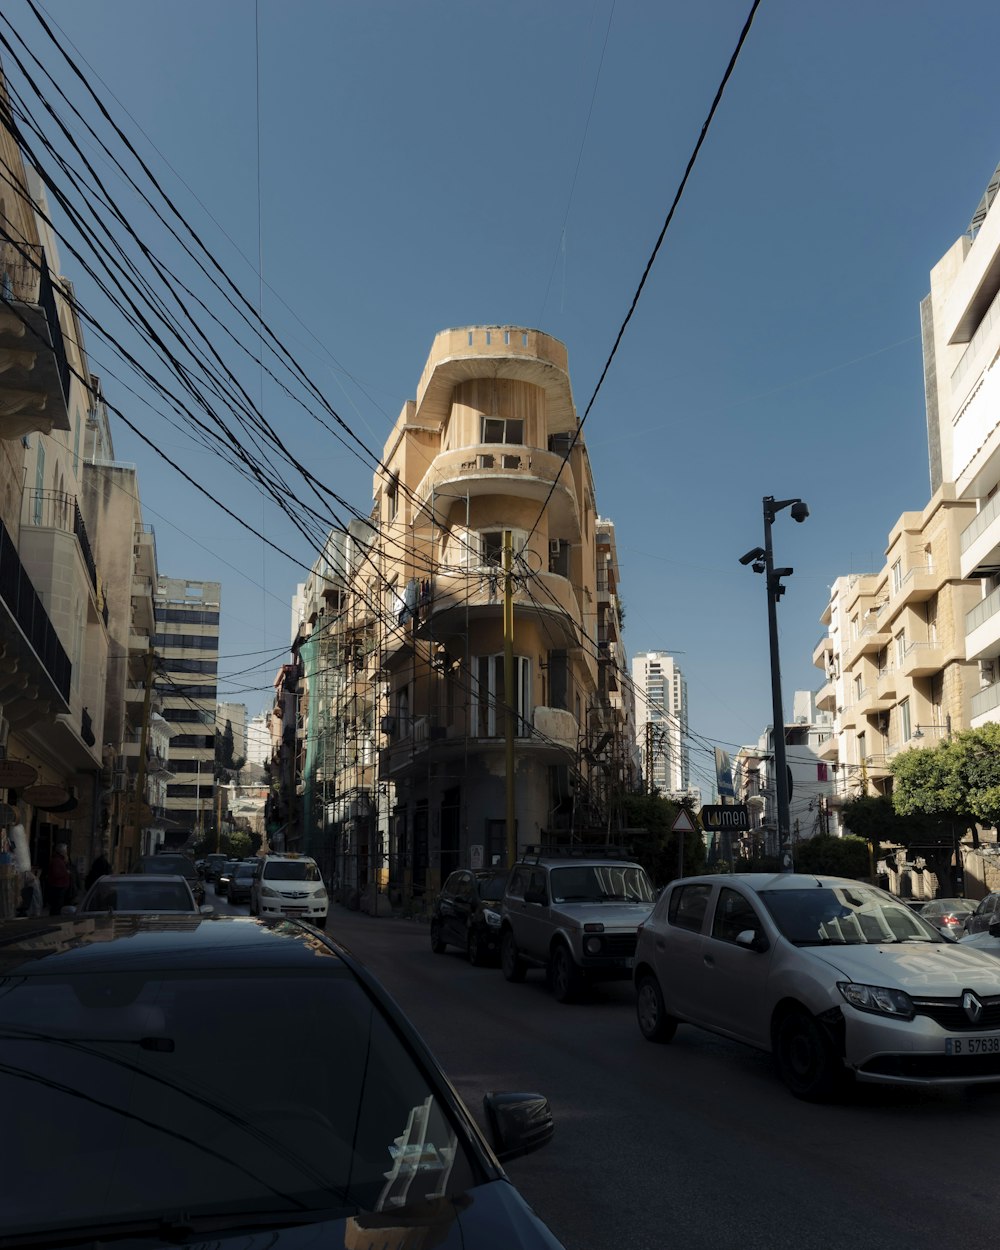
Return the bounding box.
[503,530,516,867]
[128,644,155,868]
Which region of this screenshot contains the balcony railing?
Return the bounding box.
[0,240,71,403]
[972,681,1000,719]
[962,490,1000,554]
[952,283,1000,394]
[966,583,1000,634]
[0,516,71,701]
[25,490,99,597]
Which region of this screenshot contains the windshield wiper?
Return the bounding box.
[0,1205,359,1249]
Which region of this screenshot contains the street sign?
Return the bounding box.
[700,804,750,832]
[671,808,697,833]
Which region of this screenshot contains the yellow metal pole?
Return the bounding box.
[503,530,516,867]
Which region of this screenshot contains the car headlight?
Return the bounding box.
[837,982,915,1019]
[261,886,280,898]
[315,888,328,900]
[584,935,603,955]
[483,908,502,927]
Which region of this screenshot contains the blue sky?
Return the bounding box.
[6,0,1000,797]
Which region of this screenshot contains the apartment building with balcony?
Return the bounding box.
[921,161,1000,730]
[359,325,632,903]
[813,488,980,812]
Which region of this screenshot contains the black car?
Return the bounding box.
[226,860,258,905]
[431,869,508,965]
[215,859,241,897]
[0,914,562,1249]
[136,853,205,905]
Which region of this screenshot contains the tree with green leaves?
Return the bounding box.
[215,718,246,782]
[621,793,705,887]
[793,833,870,879]
[888,725,1000,893]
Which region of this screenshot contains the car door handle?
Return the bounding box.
[704,954,715,968]
[655,940,666,951]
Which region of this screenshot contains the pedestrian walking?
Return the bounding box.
[44,843,71,915]
[84,850,111,890]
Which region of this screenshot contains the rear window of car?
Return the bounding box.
[233,864,257,879]
[667,883,712,933]
[85,881,193,911]
[262,860,321,882]
[141,858,196,880]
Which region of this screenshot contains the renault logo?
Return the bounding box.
[962,990,984,1024]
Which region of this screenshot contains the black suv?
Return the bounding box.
[430,869,508,965]
[500,850,655,1002]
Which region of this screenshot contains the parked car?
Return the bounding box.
[226,860,258,906]
[959,921,1000,956]
[634,872,1000,1101]
[66,874,208,915]
[962,891,1000,936]
[250,853,328,925]
[136,853,205,905]
[499,850,655,1002]
[203,852,229,882]
[0,912,563,1248]
[215,859,241,896]
[918,897,976,939]
[431,869,508,965]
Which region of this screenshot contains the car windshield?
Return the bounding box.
[759,885,945,945]
[477,875,507,902]
[263,861,321,882]
[233,864,257,879]
[549,864,654,904]
[83,881,194,912]
[0,967,478,1237]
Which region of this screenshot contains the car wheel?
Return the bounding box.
[467,928,486,966]
[550,942,586,1003]
[636,973,677,1043]
[775,1009,844,1102]
[430,920,447,954]
[501,930,526,982]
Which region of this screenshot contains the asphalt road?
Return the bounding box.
[289,903,1000,1250]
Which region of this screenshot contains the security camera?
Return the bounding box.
[751,560,765,574]
[790,500,809,523]
[739,547,766,565]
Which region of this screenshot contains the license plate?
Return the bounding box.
[945,1035,1000,1055]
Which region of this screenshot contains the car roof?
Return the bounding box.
[668,872,884,892]
[0,914,347,977]
[89,874,190,885]
[516,857,643,870]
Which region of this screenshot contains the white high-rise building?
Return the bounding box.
[632,651,689,795]
[246,712,271,769]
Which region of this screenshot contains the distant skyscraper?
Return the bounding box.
[154,578,220,836]
[632,651,689,795]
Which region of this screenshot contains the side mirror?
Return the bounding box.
[524,888,548,906]
[988,921,1000,938]
[735,928,768,953]
[483,1092,554,1163]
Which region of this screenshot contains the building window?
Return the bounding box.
[385,474,398,522]
[851,614,859,640]
[482,416,524,445]
[477,528,527,569]
[854,674,863,702]
[892,559,903,593]
[895,630,906,667]
[900,697,911,742]
[471,655,531,737]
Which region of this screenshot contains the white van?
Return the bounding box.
[250,854,328,925]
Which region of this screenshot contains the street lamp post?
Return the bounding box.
[740,495,809,872]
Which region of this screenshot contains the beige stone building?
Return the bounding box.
[814,487,980,810]
[289,327,636,909]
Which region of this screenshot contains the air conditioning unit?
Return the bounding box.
[549,540,561,557]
